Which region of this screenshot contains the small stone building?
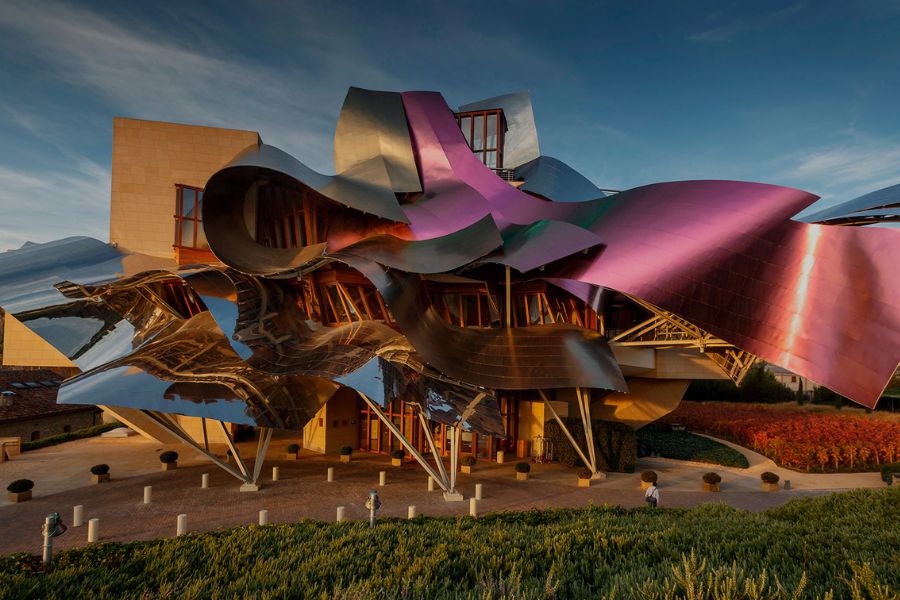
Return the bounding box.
[0,368,100,442]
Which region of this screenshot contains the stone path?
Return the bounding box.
[0,434,887,555]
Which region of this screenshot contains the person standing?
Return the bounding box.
[645,481,660,507]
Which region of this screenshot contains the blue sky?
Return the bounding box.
[1,0,899,249]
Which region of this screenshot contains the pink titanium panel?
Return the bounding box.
[400,91,900,408]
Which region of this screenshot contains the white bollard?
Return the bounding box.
[428,477,435,491]
[176,514,187,536]
[336,506,346,522]
[475,483,483,501]
[272,466,280,481]
[73,505,84,528]
[496,450,506,464]
[259,510,269,526]
[201,473,209,488]
[470,497,478,518]
[143,486,152,504]
[379,471,386,486]
[87,518,99,543]
[327,467,334,482]
[408,505,417,519]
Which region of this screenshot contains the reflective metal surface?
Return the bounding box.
[334,87,422,193]
[804,181,900,225]
[514,155,607,203]
[459,91,540,169]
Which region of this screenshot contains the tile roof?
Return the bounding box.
[0,369,97,424]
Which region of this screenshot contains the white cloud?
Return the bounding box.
[688,3,807,43]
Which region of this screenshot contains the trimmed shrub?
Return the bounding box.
[881,462,900,483]
[515,462,531,474]
[702,472,721,485]
[21,422,120,452]
[286,443,300,454]
[635,424,749,468]
[461,455,476,467]
[544,418,636,472]
[159,451,179,464]
[761,471,780,484]
[390,449,405,460]
[90,464,109,476]
[339,446,353,456]
[641,470,658,483]
[6,479,33,493]
[577,468,593,480]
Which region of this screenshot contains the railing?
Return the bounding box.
[492,168,516,182]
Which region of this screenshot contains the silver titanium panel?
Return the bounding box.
[803,181,900,223]
[458,91,540,169]
[514,156,607,203]
[334,87,422,193]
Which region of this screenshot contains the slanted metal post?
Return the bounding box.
[142,411,248,482]
[448,425,462,492]
[576,388,598,473]
[251,427,273,485]
[218,421,251,481]
[539,390,595,473]
[418,412,450,485]
[358,393,451,492]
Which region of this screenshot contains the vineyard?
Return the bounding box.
[662,402,900,473]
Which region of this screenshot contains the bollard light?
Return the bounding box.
[201,473,209,489]
[272,466,280,481]
[379,471,386,486]
[475,483,483,501]
[259,510,269,526]
[87,518,99,543]
[73,505,84,528]
[469,498,478,518]
[427,477,435,492]
[336,506,346,522]
[408,505,417,519]
[365,489,382,528]
[143,486,152,504]
[327,467,334,482]
[176,514,187,536]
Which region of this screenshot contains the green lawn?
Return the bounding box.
[637,424,750,468]
[1,488,897,599]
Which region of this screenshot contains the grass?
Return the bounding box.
[637,424,750,468]
[0,488,897,599]
[21,422,121,452]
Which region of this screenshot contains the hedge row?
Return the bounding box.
[544,418,637,472]
[1,488,896,598]
[21,422,121,452]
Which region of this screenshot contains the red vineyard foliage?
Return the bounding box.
[661,402,900,472]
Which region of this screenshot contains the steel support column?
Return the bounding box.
[358,392,452,493]
[538,388,598,476]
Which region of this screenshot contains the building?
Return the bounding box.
[0,367,99,444]
[0,87,897,497]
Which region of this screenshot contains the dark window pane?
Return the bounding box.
[181,188,196,217]
[485,151,497,169]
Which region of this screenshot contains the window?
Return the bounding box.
[455,109,505,169]
[255,183,328,249]
[428,284,498,328]
[174,185,207,249]
[315,270,393,326]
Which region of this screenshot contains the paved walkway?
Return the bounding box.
[0,434,887,555]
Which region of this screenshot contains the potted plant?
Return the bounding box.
[577,468,593,488]
[761,471,780,491]
[515,462,531,481]
[7,479,33,502]
[461,455,476,474]
[160,451,179,471]
[391,449,405,467]
[91,464,111,484]
[339,446,353,463]
[286,443,301,460]
[640,470,658,491]
[702,472,721,492]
